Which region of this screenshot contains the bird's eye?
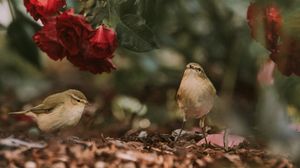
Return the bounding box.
[77,99,80,102]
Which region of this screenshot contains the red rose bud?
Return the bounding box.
[86,25,118,59]
[66,25,117,74]
[247,2,282,52]
[33,18,65,60]
[24,0,66,21]
[56,9,93,56]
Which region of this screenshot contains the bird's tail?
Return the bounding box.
[8,111,28,115]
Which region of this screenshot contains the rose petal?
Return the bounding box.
[197,131,245,148]
[24,0,66,21]
[33,19,65,60]
[56,9,93,56]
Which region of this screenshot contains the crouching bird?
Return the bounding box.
[9,89,88,132]
[176,63,216,144]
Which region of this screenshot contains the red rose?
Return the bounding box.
[33,19,65,60]
[56,9,93,56]
[247,2,282,53]
[31,8,117,74]
[67,53,116,74]
[86,25,118,59]
[24,0,65,21]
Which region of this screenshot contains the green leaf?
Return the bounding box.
[116,0,138,16]
[116,14,158,52]
[7,11,41,68]
[85,0,109,27]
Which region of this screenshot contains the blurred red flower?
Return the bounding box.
[270,38,300,76]
[56,9,93,56]
[33,19,65,60]
[86,25,118,59]
[247,2,300,76]
[24,0,65,21]
[247,2,282,53]
[67,54,116,74]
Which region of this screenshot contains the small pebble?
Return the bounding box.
[51,162,66,168]
[25,161,37,168]
[95,161,106,168]
[138,131,148,139]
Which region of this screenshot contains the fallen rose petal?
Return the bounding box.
[289,124,300,132]
[197,131,245,147]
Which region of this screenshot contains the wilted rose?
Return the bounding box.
[33,19,65,60]
[56,9,93,56]
[24,0,65,21]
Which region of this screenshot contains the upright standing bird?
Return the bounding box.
[176,62,216,143]
[9,89,88,132]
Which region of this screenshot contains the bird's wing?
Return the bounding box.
[29,104,56,114]
[30,93,64,114]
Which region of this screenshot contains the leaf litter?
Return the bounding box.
[0,130,295,168]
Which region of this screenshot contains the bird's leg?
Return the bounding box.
[223,128,229,151]
[175,116,186,142]
[199,116,208,145]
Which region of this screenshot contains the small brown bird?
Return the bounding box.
[176,62,216,143]
[9,89,88,132]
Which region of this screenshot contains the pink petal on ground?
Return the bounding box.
[289,124,300,132]
[197,131,245,147]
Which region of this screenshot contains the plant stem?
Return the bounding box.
[107,0,112,26]
[7,0,16,20]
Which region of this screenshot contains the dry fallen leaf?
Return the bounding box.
[0,136,47,149]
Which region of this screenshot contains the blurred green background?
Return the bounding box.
[1,0,300,139]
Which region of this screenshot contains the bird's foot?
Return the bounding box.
[172,129,187,142]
